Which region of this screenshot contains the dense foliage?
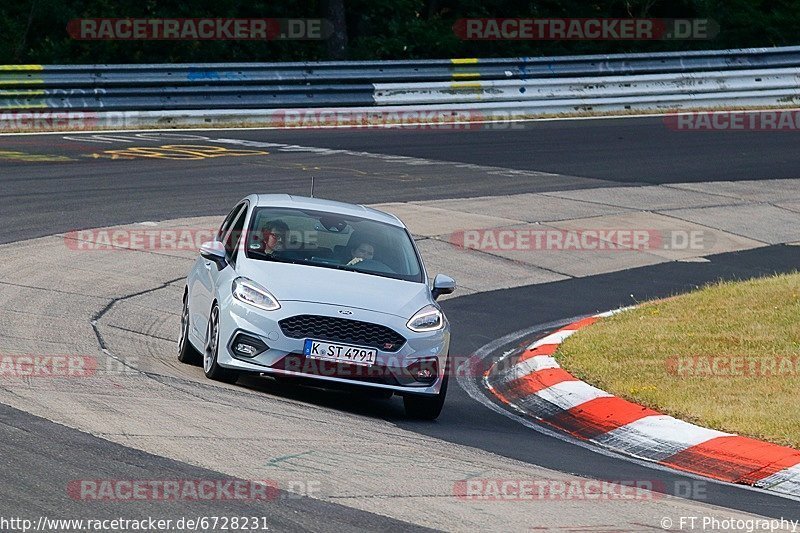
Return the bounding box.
[1,0,798,63]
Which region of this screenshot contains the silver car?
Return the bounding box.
[178,194,456,419]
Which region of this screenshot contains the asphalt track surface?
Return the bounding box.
[4,114,800,243]
[2,117,800,525]
[213,117,800,184]
[0,403,429,531]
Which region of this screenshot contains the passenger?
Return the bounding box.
[346,241,375,266]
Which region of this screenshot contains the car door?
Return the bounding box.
[190,202,247,339]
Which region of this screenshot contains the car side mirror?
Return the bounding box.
[431,274,456,300]
[200,241,227,269]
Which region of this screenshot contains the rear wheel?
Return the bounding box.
[177,292,202,366]
[404,373,448,420]
[203,304,240,384]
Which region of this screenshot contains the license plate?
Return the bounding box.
[303,339,377,366]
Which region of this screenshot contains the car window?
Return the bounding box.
[223,205,248,261]
[246,207,423,283]
[217,202,244,242]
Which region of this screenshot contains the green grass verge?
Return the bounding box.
[557,272,800,448]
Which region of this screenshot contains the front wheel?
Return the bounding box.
[203,304,239,384]
[403,373,448,420]
[177,292,202,366]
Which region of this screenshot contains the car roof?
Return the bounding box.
[252,194,404,228]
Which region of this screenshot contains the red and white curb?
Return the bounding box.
[485,309,800,498]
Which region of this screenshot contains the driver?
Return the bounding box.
[249,219,289,256]
[346,241,375,266]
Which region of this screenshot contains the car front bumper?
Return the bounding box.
[216,297,450,395]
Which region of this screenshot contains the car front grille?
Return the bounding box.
[279,314,406,352]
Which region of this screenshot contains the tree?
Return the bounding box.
[322,0,348,59]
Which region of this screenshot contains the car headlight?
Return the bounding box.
[232,277,280,311]
[407,304,444,332]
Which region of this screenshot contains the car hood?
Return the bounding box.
[237,260,432,319]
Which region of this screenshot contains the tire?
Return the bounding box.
[203,303,240,384]
[403,373,448,420]
[177,292,202,366]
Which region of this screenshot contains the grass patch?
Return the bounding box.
[557,272,800,448]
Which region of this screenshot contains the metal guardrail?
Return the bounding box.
[374,68,800,104]
[2,45,800,121]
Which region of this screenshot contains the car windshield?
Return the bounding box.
[245,207,424,283]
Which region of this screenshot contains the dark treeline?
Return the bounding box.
[1,0,798,64]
